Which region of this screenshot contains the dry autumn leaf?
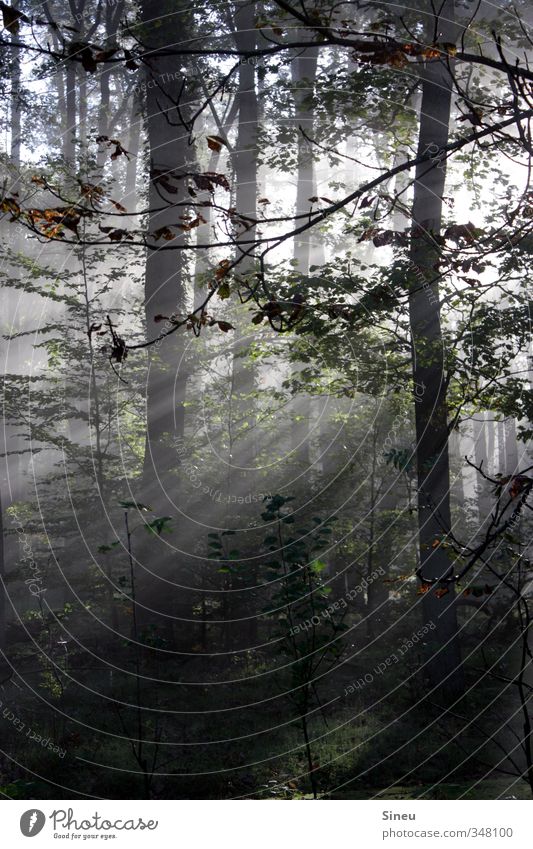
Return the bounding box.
[206,135,228,152]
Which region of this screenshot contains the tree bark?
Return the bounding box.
[136,0,195,638]
[231,2,259,494]
[0,486,5,651]
[140,0,192,485]
[292,39,318,275]
[289,34,319,472]
[408,0,463,695]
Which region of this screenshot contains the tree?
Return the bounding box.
[407,0,463,693]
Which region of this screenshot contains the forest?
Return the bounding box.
[0,0,532,802]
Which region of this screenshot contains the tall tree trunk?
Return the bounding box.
[292,39,318,275]
[97,2,124,167]
[408,1,463,695]
[10,31,21,177]
[0,486,5,651]
[289,34,319,472]
[219,2,260,649]
[473,415,491,520]
[485,412,495,474]
[136,0,194,639]
[65,63,77,167]
[504,417,519,475]
[231,1,259,494]
[5,28,25,496]
[449,427,466,513]
[193,96,238,303]
[141,0,192,485]
[124,93,142,210]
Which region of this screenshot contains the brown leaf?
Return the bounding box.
[215,259,232,279]
[1,3,27,34]
[509,475,531,499]
[263,300,282,317]
[94,48,118,62]
[69,43,98,73]
[444,223,484,244]
[193,171,230,193]
[207,135,228,152]
[123,49,138,70]
[152,226,175,241]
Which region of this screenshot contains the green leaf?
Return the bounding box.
[145,516,173,535]
[98,540,121,553]
[119,500,151,511]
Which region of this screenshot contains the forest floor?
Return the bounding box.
[327,777,531,799]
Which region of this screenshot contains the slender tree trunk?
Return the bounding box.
[10,32,21,176]
[124,93,142,210]
[65,63,77,167]
[0,487,5,651]
[485,412,495,473]
[408,1,463,695]
[193,96,238,303]
[231,2,259,493]
[449,427,466,513]
[140,0,192,485]
[233,2,258,272]
[504,417,519,475]
[473,415,491,519]
[289,34,319,472]
[497,418,506,472]
[292,39,318,275]
[6,29,25,493]
[136,0,195,638]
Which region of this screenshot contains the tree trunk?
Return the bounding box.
[231,2,259,496]
[289,34,319,472]
[408,1,463,695]
[124,93,142,210]
[292,39,318,275]
[473,415,492,520]
[140,0,192,485]
[96,3,124,167]
[137,0,195,637]
[504,417,519,475]
[0,486,5,651]
[65,58,77,167]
